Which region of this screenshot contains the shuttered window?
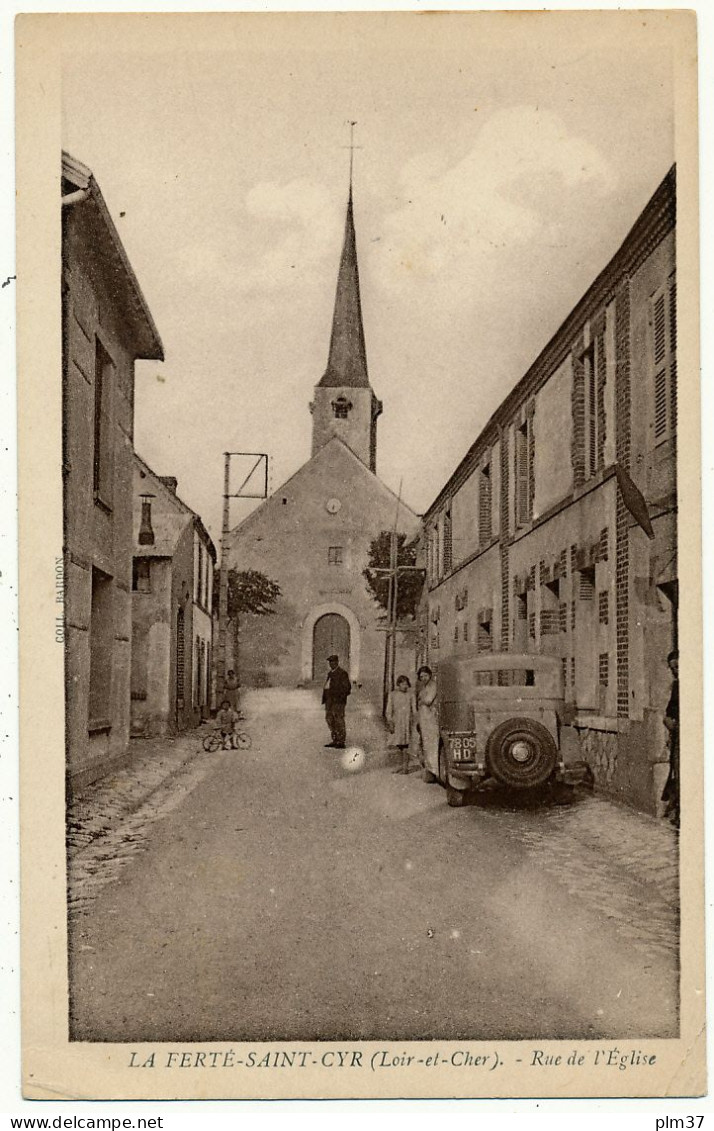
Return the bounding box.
[93,338,115,507]
[581,334,605,480]
[478,463,492,544]
[578,569,595,602]
[559,602,568,633]
[652,273,677,444]
[477,621,493,653]
[176,608,185,702]
[598,591,609,625]
[443,508,453,574]
[515,420,531,527]
[588,346,597,476]
[598,653,610,687]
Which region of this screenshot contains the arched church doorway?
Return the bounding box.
[312,613,350,679]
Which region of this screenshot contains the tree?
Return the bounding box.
[213,568,282,620]
[363,532,424,621]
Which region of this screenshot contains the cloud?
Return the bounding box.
[369,106,617,302]
[163,178,344,295]
[245,178,333,226]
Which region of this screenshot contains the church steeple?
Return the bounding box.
[311,181,382,472]
[318,188,370,390]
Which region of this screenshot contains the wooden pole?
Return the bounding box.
[389,480,403,696]
[216,453,231,703]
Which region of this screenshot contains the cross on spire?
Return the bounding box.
[341,120,363,193]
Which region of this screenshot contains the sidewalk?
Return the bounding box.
[67,722,215,921]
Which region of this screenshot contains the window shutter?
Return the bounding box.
[596,333,606,471]
[669,273,677,434]
[479,466,492,543]
[515,424,529,526]
[443,509,453,574]
[652,283,676,444]
[588,354,597,478]
[654,367,668,441]
[653,292,666,366]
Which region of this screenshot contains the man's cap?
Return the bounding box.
[327,654,339,663]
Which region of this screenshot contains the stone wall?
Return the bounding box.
[63,211,136,788]
[228,438,419,707]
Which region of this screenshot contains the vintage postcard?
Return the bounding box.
[17,10,703,1101]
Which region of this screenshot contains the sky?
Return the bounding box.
[61,11,678,542]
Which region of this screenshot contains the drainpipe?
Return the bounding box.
[61,189,89,207]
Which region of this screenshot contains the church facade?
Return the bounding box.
[227,187,419,702]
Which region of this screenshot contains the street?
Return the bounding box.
[68,689,679,1043]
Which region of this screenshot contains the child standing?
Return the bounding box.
[386,675,416,774]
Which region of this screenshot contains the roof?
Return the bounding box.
[62,151,164,362]
[228,435,419,542]
[318,189,371,389]
[133,451,217,560]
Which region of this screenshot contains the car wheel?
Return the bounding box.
[446,785,467,807]
[437,740,446,785]
[485,717,558,790]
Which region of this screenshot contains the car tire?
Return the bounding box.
[446,785,467,807]
[485,717,558,790]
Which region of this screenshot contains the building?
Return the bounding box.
[131,455,216,736]
[421,167,677,815]
[227,185,419,702]
[62,152,164,790]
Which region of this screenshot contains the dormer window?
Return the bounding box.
[332,395,352,420]
[138,494,155,545]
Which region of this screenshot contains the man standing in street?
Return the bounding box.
[662,649,679,828]
[322,654,351,749]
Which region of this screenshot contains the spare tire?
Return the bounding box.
[485,718,558,790]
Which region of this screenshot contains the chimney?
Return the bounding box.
[159,476,178,494]
[138,493,155,545]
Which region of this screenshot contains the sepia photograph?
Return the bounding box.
[16,9,704,1100]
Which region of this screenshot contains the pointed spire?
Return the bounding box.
[318,187,370,389]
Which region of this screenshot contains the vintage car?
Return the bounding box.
[435,652,583,806]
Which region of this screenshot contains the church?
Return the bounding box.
[227,182,419,703]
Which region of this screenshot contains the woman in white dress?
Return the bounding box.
[416,665,440,783]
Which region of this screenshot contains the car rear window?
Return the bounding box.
[473,670,536,687]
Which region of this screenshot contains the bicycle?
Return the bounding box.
[202,729,252,752]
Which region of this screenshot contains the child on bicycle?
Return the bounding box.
[217,699,239,749]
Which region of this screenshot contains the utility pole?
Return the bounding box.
[215,452,269,707]
[216,454,232,706]
[388,481,402,699]
[371,481,425,715]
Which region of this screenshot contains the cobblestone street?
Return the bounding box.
[68,689,679,1042]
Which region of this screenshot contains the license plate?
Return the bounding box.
[448,732,478,762]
